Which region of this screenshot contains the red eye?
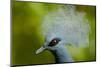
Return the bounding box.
[48,38,61,47]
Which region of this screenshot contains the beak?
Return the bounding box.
[36,46,45,54]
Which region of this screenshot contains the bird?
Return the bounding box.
[35,5,90,63]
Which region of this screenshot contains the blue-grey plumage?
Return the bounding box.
[50,45,73,63]
[36,5,90,63]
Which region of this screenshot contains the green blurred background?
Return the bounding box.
[12,1,96,66]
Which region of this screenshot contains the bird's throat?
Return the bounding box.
[50,46,73,63]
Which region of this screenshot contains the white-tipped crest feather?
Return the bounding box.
[41,5,90,47]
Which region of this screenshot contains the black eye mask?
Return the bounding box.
[48,38,61,47]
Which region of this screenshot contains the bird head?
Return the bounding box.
[36,5,90,54]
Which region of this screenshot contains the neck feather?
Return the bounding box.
[50,45,73,63]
